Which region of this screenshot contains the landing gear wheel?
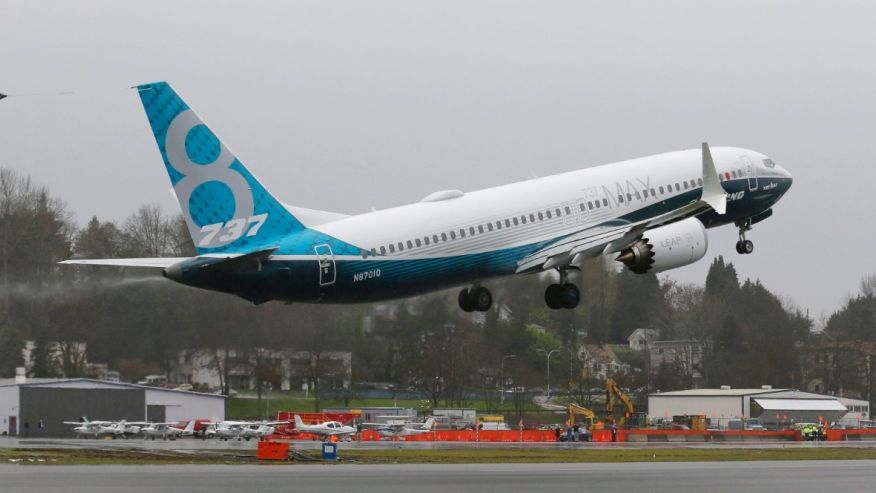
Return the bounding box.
[560,283,580,309]
[472,286,492,312]
[736,219,754,255]
[458,289,475,312]
[545,284,563,309]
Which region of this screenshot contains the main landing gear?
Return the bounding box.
[544,269,580,310]
[458,286,492,312]
[735,218,754,255]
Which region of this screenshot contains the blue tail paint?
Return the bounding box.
[136,81,303,254]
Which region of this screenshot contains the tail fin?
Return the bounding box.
[184,420,195,432]
[423,417,435,430]
[294,415,304,428]
[136,81,304,254]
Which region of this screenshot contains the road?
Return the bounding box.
[1,461,874,493]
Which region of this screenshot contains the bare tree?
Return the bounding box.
[122,204,177,257]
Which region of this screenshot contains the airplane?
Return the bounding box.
[293,414,357,441]
[366,417,436,439]
[204,420,245,441]
[202,419,284,441]
[239,421,288,441]
[61,82,793,311]
[141,419,196,440]
[63,417,113,438]
[63,418,140,439]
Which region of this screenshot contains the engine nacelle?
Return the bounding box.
[616,217,708,274]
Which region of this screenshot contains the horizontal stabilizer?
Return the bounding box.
[200,247,278,271]
[60,258,191,268]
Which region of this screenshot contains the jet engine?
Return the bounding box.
[616,217,708,274]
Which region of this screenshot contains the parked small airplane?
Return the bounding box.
[204,419,286,441]
[141,420,196,440]
[63,418,141,439]
[239,421,287,441]
[293,415,357,441]
[366,417,436,439]
[63,417,110,438]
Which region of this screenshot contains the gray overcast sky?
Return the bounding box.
[1,0,873,320]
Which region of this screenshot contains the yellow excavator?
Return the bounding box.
[605,378,637,427]
[566,403,598,428]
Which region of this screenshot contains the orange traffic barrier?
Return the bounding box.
[257,441,289,460]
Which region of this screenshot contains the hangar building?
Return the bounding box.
[0,376,225,437]
[648,386,848,427]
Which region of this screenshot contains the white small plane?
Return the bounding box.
[141,420,196,440]
[367,417,436,439]
[293,415,357,441]
[204,419,284,441]
[239,421,287,441]
[204,421,245,441]
[63,417,111,438]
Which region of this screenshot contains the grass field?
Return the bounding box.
[4,447,876,465]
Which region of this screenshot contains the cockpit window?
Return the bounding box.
[763,158,776,168]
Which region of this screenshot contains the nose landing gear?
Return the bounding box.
[735,218,754,255]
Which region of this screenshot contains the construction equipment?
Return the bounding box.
[566,404,597,427]
[605,378,637,427]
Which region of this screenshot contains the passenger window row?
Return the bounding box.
[616,178,702,204]
[362,175,707,258]
[363,202,587,258]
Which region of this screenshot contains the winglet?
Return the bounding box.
[701,142,727,215]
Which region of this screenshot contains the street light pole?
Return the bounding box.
[500,354,517,406]
[536,348,561,396]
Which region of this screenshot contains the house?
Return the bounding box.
[627,329,660,351]
[648,340,707,387]
[578,345,631,380]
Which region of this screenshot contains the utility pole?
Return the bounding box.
[500,354,517,406]
[536,348,562,396]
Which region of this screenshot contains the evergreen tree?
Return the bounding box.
[0,325,23,376]
[29,329,56,378]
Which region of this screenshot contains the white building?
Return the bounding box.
[837,396,870,427]
[648,386,848,427]
[0,375,225,437]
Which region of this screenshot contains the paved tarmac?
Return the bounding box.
[3,436,876,452]
[1,460,875,493]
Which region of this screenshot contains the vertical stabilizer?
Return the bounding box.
[136,81,304,254]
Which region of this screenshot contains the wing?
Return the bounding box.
[60,258,191,268]
[517,142,726,274]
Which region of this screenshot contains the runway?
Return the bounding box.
[3,436,876,452]
[1,460,875,493]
